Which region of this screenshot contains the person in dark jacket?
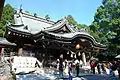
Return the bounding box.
[76,63,79,76]
[97,63,101,74]
[68,63,72,80]
[117,60,120,79]
[59,58,63,76]
[59,54,64,77]
[101,63,106,74]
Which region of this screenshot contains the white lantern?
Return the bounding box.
[67,51,69,54]
[71,54,73,58]
[8,31,11,34]
[78,52,81,56]
[74,54,76,58]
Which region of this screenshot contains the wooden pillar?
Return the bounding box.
[0,48,4,60]
[0,48,2,54]
[0,0,5,19]
[82,52,86,65]
[0,48,2,60]
[1,48,4,56]
[17,44,23,56]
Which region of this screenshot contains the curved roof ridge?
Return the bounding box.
[44,18,75,32]
[21,12,54,25]
[16,9,55,25]
[44,18,67,31]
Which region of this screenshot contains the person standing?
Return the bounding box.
[97,63,101,74]
[56,59,60,73]
[76,62,80,76]
[117,60,120,79]
[59,54,64,77]
[79,60,83,68]
[101,63,106,74]
[68,63,72,80]
[90,60,95,74]
[118,65,120,79]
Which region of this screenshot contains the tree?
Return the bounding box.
[25,11,30,14]
[66,15,77,26]
[45,14,50,20]
[66,15,89,31]
[91,0,120,56]
[77,24,88,30]
[0,4,15,37]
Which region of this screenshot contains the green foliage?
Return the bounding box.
[77,24,88,30]
[45,14,50,20]
[66,15,89,30]
[91,0,120,56]
[25,10,30,14]
[0,4,15,37]
[66,15,77,26]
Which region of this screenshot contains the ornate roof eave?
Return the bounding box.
[35,31,106,49]
[6,24,106,49]
[7,25,32,36]
[0,37,16,47]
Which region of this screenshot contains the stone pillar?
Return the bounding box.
[82,52,86,65]
[17,44,23,56]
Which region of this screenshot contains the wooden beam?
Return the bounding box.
[93,46,106,50]
[0,0,5,19]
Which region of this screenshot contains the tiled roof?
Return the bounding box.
[0,37,16,46]
[10,10,55,34]
[8,10,79,34]
[6,9,106,48]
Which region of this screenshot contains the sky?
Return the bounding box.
[5,0,102,25]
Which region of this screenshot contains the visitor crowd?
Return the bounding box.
[90,59,120,78]
[56,56,120,79]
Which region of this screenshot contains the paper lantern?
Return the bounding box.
[76,44,80,49]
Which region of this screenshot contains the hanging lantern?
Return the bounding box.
[8,31,11,34]
[76,44,80,49]
[13,33,15,35]
[60,54,63,58]
[74,54,76,58]
[67,51,69,54]
[78,52,81,56]
[71,53,73,58]
[34,40,36,43]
